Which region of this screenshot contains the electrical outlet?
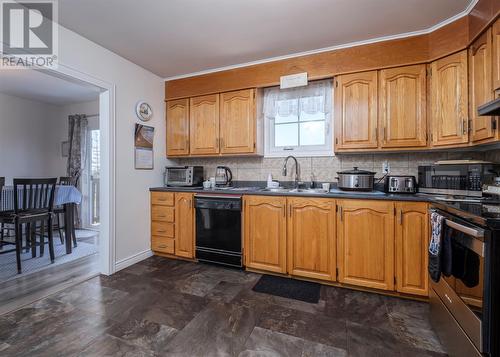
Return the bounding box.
[382,161,390,174]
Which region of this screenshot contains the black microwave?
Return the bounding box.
[418,163,499,197]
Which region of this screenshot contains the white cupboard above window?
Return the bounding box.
[263,79,333,157]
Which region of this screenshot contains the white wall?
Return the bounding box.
[0,92,66,183]
[55,26,171,266]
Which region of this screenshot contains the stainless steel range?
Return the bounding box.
[429,199,500,357]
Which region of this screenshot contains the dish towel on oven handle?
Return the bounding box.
[429,211,445,282]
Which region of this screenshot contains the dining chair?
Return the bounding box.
[1,178,57,274]
[53,176,77,247]
[0,177,9,249]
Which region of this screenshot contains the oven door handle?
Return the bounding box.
[444,219,484,239]
[430,208,485,239]
[443,220,485,257]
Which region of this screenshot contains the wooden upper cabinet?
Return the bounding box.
[189,94,220,155]
[493,19,500,91]
[395,202,429,296]
[379,64,427,148]
[287,197,336,281]
[430,51,469,146]
[244,195,287,274]
[469,28,495,143]
[166,99,190,156]
[334,71,378,150]
[220,89,256,154]
[174,192,194,258]
[337,199,395,291]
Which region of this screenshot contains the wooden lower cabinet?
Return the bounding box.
[395,202,429,296]
[174,192,195,258]
[244,195,287,273]
[337,199,395,291]
[151,191,195,259]
[287,197,336,281]
[155,190,430,298]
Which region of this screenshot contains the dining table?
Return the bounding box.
[0,185,82,254]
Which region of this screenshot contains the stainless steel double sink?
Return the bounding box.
[260,188,329,194]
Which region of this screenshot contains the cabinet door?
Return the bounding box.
[189,94,220,155]
[174,192,194,258]
[220,89,256,154]
[493,19,500,91]
[395,202,429,296]
[244,195,287,273]
[430,51,469,146]
[166,99,190,156]
[337,199,395,291]
[470,29,495,143]
[334,71,378,150]
[379,65,427,148]
[287,197,336,281]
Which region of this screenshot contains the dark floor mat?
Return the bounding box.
[252,275,321,303]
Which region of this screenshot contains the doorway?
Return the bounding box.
[0,65,114,314]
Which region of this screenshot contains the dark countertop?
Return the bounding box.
[149,186,432,202]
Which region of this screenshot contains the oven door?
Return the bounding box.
[430,208,487,353]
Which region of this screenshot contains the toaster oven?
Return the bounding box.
[164,166,204,187]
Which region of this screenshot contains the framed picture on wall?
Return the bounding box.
[61,141,70,157]
[134,124,154,169]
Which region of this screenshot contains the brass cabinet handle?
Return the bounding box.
[220,137,224,148]
[156,229,166,233]
[399,210,403,225]
[339,206,343,221]
[461,119,467,135]
[158,244,167,248]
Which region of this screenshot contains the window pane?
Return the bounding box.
[299,96,325,121]
[300,121,325,146]
[275,99,299,123]
[275,113,298,124]
[300,110,326,122]
[275,123,298,147]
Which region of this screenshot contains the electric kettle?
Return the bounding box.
[215,166,233,187]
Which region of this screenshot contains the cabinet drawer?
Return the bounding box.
[151,192,174,206]
[152,236,175,254]
[151,205,174,222]
[151,221,174,237]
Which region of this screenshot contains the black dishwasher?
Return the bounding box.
[195,195,242,268]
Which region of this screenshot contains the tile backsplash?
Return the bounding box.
[173,150,499,183]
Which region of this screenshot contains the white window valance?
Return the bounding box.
[263,79,333,118]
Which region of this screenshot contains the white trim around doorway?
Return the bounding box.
[40,63,116,276]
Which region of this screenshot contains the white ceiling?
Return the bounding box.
[58,0,475,78]
[0,70,101,105]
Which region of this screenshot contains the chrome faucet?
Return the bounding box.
[282,155,300,188]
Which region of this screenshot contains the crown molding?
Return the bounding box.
[164,0,479,81]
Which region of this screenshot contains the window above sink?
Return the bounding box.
[263,79,333,157]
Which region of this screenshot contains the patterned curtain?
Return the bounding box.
[67,114,88,228]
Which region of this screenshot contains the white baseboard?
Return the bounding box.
[114,249,153,272]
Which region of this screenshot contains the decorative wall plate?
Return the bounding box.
[136,101,153,121]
